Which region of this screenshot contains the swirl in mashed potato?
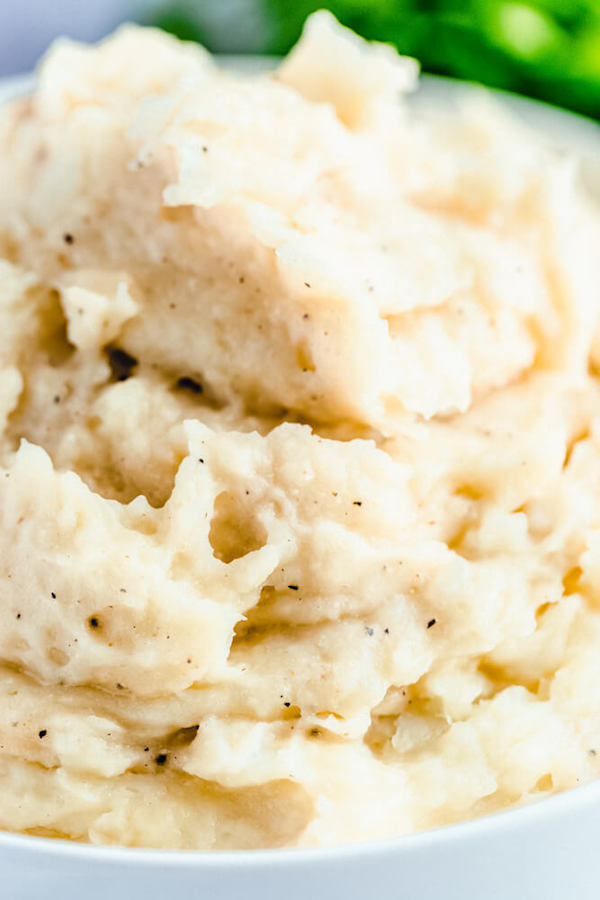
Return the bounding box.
[1,11,600,849]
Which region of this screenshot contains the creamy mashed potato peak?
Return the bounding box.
[1,11,600,850]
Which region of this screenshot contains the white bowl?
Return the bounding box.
[2,779,600,900]
[1,68,600,900]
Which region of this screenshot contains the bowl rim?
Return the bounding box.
[3,65,600,137]
[1,776,600,865]
[0,65,599,866]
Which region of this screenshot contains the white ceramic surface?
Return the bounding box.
[0,0,146,77]
[1,779,600,900]
[1,69,600,900]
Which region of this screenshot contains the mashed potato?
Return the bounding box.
[1,11,600,849]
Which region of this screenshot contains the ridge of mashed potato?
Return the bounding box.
[1,10,600,849]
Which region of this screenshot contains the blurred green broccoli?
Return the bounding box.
[147,0,600,119]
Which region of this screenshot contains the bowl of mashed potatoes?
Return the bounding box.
[1,10,600,898]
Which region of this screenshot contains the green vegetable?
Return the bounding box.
[146,0,600,119]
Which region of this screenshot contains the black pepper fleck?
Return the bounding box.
[427,619,437,629]
[38,730,47,739]
[177,376,202,394]
[155,753,168,766]
[304,282,311,288]
[88,616,100,629]
[63,233,74,244]
[288,585,299,591]
[365,626,374,636]
[284,701,291,708]
[51,592,56,599]
[353,501,362,506]
[198,458,204,464]
[108,348,138,382]
[384,628,389,634]
[53,395,60,404]
[116,683,124,690]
